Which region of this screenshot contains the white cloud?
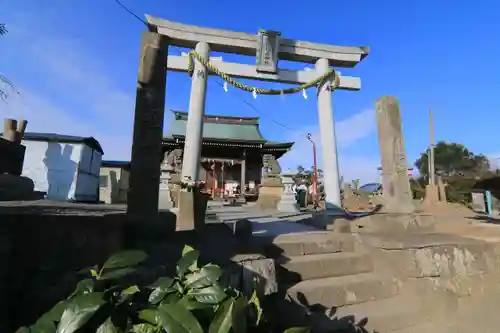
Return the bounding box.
[1,20,134,160]
[279,108,381,184]
[3,89,132,160]
[487,153,500,170]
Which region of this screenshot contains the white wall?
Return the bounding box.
[74,145,102,201]
[22,140,81,200]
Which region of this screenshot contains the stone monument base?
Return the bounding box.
[158,188,173,210]
[0,174,35,201]
[255,177,283,210]
[277,172,300,213]
[421,184,440,208]
[176,190,209,231]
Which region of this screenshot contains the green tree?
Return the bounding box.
[415,141,490,178]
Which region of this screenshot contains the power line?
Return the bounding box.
[111,0,307,137]
[114,0,148,27]
[212,80,300,133]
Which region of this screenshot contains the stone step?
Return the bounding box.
[277,252,373,282]
[325,294,424,333]
[265,231,354,257]
[286,273,400,309]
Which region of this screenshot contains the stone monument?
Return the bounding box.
[375,96,414,214]
[158,151,174,210]
[277,172,300,213]
[256,154,284,210]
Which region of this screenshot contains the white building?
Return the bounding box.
[20,133,103,202]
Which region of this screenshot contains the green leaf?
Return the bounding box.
[150,277,175,289]
[248,289,263,326]
[69,279,94,299]
[176,246,199,276]
[131,323,158,333]
[98,268,136,280]
[90,269,99,278]
[102,250,147,270]
[208,298,234,333]
[283,328,310,333]
[177,295,213,310]
[38,301,67,324]
[138,309,161,326]
[157,303,203,333]
[148,277,175,305]
[56,292,106,333]
[122,285,140,296]
[96,317,120,333]
[31,316,57,333]
[189,285,227,304]
[231,296,247,333]
[15,327,30,333]
[184,264,222,289]
[160,292,182,305]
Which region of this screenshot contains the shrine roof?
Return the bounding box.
[164,110,292,147]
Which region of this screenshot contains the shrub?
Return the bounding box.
[16,245,308,333]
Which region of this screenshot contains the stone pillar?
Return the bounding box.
[181,42,210,181]
[437,176,447,202]
[127,32,168,219]
[316,58,342,210]
[375,96,414,213]
[277,172,300,213]
[241,150,246,194]
[158,152,173,210]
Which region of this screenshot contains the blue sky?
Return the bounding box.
[1,0,499,183]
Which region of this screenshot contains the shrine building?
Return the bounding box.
[162,110,294,196]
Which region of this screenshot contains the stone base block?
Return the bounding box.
[303,210,352,233]
[158,189,173,210]
[176,191,209,231]
[421,184,440,208]
[255,183,283,210]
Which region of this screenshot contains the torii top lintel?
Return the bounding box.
[145,15,369,68]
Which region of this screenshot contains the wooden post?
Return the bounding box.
[127,32,169,219]
[375,96,414,213]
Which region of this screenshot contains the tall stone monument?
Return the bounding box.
[375,96,414,214]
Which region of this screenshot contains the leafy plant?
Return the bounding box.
[17,245,309,333]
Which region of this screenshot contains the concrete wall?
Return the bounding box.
[100,166,129,204]
[21,141,100,201]
[0,211,125,332]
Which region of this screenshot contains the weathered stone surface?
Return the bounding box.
[232,218,253,239]
[277,172,300,213]
[241,258,278,297]
[375,96,414,214]
[176,191,209,231]
[0,174,35,201]
[0,206,126,331]
[255,181,283,210]
[277,252,373,281]
[127,31,168,218]
[269,231,354,257]
[287,273,400,308]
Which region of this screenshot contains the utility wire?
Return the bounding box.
[114,0,148,27]
[112,0,308,138]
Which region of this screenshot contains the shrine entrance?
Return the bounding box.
[127,15,369,223]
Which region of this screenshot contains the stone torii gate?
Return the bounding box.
[127,15,369,222]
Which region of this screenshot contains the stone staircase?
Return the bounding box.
[262,231,429,333]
